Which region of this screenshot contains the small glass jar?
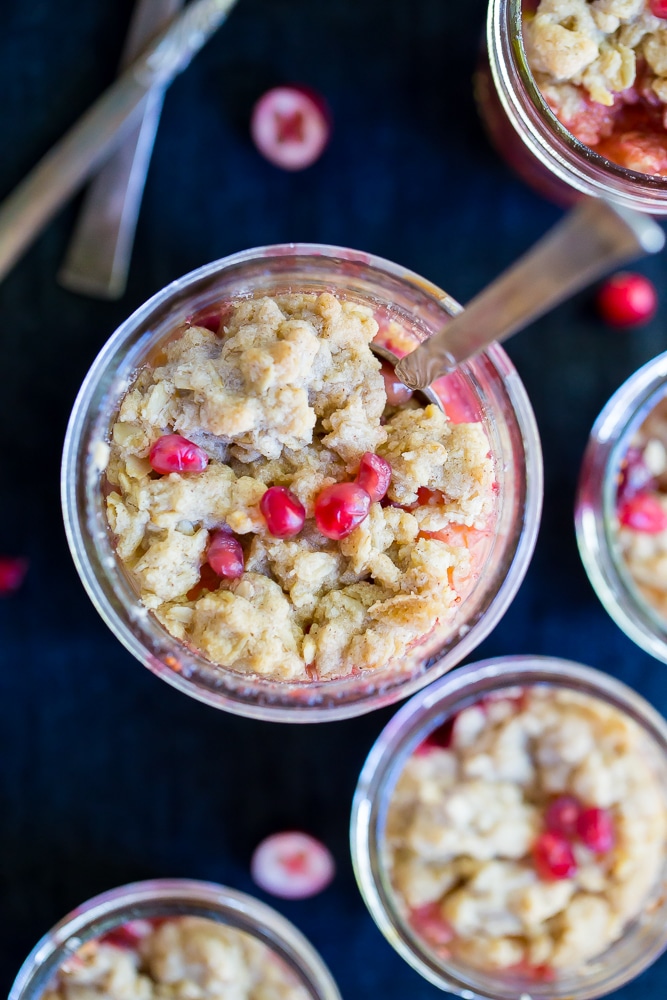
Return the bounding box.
[9,879,341,1000]
[576,351,667,662]
[351,655,667,1000]
[61,244,542,722]
[480,0,667,211]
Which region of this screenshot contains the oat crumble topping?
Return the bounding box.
[105,293,495,682]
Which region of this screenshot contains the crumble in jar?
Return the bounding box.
[385,686,667,975]
[524,0,667,174]
[616,394,667,615]
[104,293,495,683]
[42,916,310,1000]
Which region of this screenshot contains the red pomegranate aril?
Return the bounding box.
[0,556,28,595]
[577,807,615,853]
[207,530,244,579]
[250,831,335,899]
[250,86,331,171]
[380,361,414,406]
[149,434,209,475]
[260,486,306,538]
[650,0,667,17]
[532,831,577,881]
[544,795,583,838]
[618,492,667,533]
[356,452,392,502]
[314,482,371,539]
[101,919,155,949]
[597,272,658,328]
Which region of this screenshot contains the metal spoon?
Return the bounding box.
[394,199,665,391]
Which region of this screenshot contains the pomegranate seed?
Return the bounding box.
[544,795,583,838]
[260,486,306,538]
[618,492,667,532]
[314,482,371,539]
[149,434,209,475]
[597,272,658,328]
[0,556,28,595]
[207,529,244,579]
[250,831,335,899]
[356,452,392,502]
[250,86,331,171]
[532,831,577,881]
[617,447,655,504]
[577,807,615,853]
[379,361,414,407]
[101,919,155,949]
[650,0,667,16]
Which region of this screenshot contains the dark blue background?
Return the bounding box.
[1,1,666,997]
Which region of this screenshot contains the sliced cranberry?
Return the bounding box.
[650,0,667,17]
[101,919,154,949]
[544,795,582,838]
[532,831,577,881]
[356,453,392,502]
[617,446,655,504]
[597,272,658,328]
[618,492,667,533]
[149,434,209,475]
[260,486,306,538]
[577,807,615,853]
[207,529,244,579]
[0,556,28,595]
[250,86,331,171]
[314,482,371,539]
[250,831,335,899]
[380,361,414,406]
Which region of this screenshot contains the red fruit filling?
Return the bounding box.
[415,715,457,754]
[379,361,414,407]
[207,529,244,579]
[597,272,658,328]
[544,795,582,838]
[532,831,577,881]
[356,452,392,502]
[617,446,655,504]
[577,807,615,853]
[314,482,371,539]
[0,556,28,595]
[409,902,454,946]
[651,0,667,15]
[250,86,331,171]
[260,486,306,538]
[149,434,209,475]
[618,492,667,533]
[100,919,155,949]
[250,831,335,899]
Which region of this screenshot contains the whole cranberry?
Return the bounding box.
[149,434,209,474]
[597,272,658,328]
[207,530,244,579]
[532,831,577,881]
[314,482,371,539]
[260,486,306,538]
[356,453,392,503]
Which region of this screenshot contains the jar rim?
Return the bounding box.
[9,878,342,1000]
[61,243,542,722]
[350,654,667,999]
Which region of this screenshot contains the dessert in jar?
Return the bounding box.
[62,245,541,720]
[105,292,495,684]
[351,657,667,999]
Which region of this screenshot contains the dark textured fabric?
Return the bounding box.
[1,1,666,997]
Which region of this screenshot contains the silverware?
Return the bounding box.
[58,0,184,300]
[395,199,665,390]
[0,0,239,286]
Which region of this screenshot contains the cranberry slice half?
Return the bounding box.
[149,434,209,475]
[250,86,331,171]
[260,486,306,538]
[314,482,371,539]
[250,831,335,899]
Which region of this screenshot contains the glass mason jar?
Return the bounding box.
[576,351,667,662]
[9,879,341,1000]
[350,655,667,1000]
[61,244,542,722]
[480,0,667,211]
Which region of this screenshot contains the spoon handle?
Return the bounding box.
[395,199,665,390]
